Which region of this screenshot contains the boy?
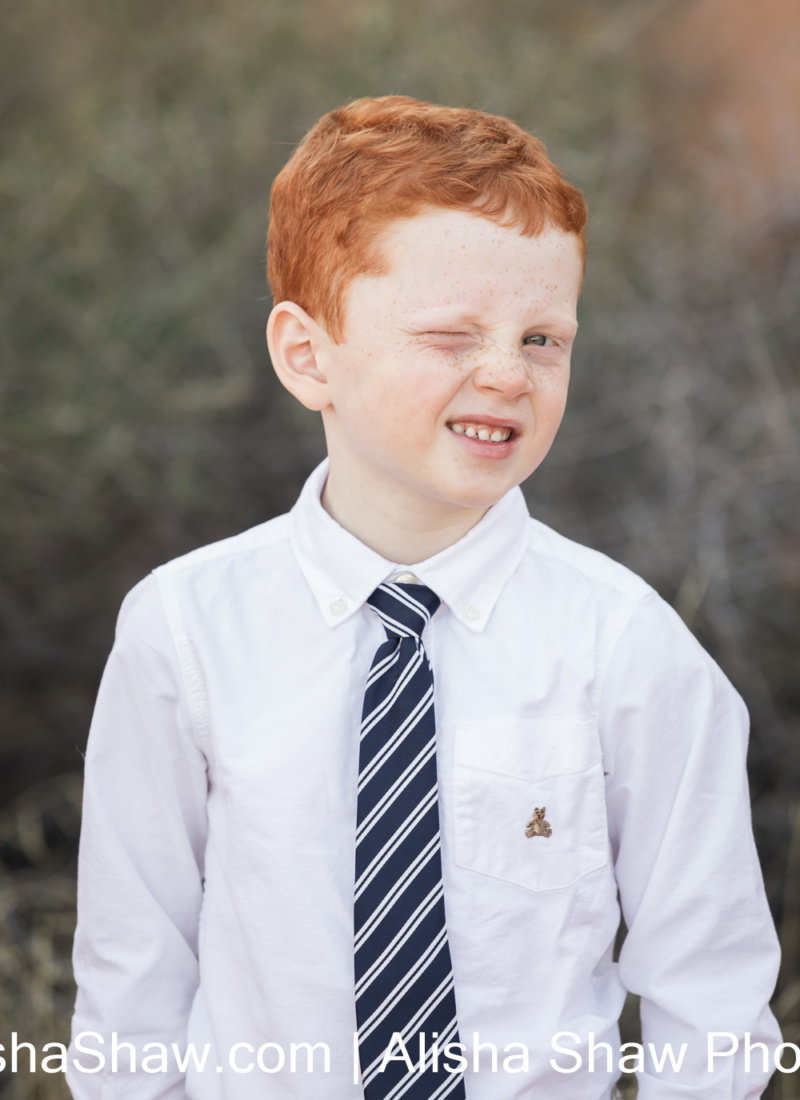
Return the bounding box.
[68,96,781,1099]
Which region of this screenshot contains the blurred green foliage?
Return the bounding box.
[1,0,799,1096]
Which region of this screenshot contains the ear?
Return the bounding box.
[267,301,332,412]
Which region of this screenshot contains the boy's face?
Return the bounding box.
[314,207,582,520]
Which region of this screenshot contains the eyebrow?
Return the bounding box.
[406,308,481,329]
[405,307,579,336]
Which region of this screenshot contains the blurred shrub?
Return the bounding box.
[1,0,798,1095]
[0,776,80,1098]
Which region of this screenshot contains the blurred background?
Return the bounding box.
[1,0,798,1095]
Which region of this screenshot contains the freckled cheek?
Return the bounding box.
[539,395,570,440]
[531,362,570,396]
[524,369,569,429]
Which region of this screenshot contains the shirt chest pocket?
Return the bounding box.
[452,718,609,893]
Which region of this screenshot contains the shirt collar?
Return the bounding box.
[289,459,530,633]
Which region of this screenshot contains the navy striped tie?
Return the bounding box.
[355,581,466,1100]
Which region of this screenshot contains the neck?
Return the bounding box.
[321,460,489,565]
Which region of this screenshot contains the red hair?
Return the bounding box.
[267,95,587,342]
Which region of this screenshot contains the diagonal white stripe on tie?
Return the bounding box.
[355,582,466,1100]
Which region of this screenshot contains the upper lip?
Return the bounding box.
[446,413,523,434]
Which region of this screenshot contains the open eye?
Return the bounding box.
[522,333,550,347]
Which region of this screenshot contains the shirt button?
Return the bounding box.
[463,604,480,621]
[394,572,420,584]
[329,598,347,617]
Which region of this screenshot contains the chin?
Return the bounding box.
[441,484,517,511]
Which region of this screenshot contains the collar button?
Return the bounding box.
[329,598,347,617]
[463,603,480,621]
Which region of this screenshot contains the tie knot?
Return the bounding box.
[367,582,440,640]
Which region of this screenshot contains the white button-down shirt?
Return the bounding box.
[68,460,781,1100]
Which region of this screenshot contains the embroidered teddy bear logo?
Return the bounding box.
[525,807,552,838]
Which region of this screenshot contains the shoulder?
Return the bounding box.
[513,521,747,746]
[149,512,296,607]
[520,519,748,726]
[114,512,295,646]
[522,514,652,603]
[513,514,655,656]
[512,515,721,706]
[153,512,293,583]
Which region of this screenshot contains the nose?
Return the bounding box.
[471,347,533,400]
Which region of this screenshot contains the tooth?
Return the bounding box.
[490,430,504,442]
[477,428,491,440]
[465,426,477,438]
[450,423,465,434]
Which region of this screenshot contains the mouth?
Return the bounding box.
[446,420,517,443]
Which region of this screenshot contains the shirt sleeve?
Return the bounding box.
[68,574,208,1099]
[599,590,781,1100]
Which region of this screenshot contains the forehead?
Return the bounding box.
[343,207,583,327]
